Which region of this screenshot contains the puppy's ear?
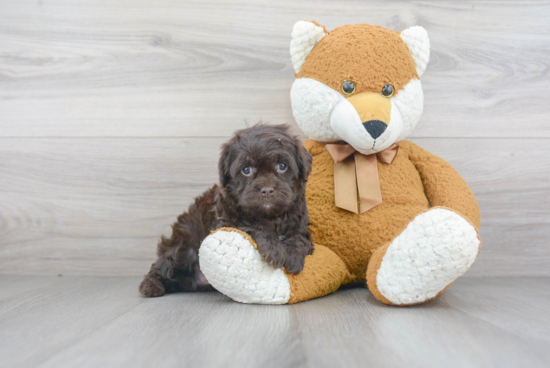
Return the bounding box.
[218,141,233,187]
[296,144,312,181]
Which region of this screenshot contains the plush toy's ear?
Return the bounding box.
[400,26,430,77]
[290,20,328,73]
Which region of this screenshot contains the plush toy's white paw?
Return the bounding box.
[199,230,291,304]
[376,208,480,305]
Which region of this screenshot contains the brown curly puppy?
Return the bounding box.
[139,124,313,297]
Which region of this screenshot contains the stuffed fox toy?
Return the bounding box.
[199,21,481,306]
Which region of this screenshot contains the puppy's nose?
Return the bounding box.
[362,120,387,139]
[260,187,275,198]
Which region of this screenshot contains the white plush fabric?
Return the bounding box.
[199,230,291,304]
[290,21,326,73]
[376,209,480,305]
[290,78,343,142]
[394,79,424,141]
[400,26,430,77]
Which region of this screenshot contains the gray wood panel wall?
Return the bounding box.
[1,0,549,276]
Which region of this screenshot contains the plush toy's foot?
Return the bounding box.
[367,208,480,306]
[199,229,292,304]
[199,228,350,304]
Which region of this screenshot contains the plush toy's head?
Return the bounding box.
[290,21,430,154]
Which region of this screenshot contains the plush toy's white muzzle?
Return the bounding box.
[330,97,404,155]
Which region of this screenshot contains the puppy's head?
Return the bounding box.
[219,124,312,217]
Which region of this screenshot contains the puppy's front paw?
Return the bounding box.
[258,242,287,270]
[283,254,306,275]
[139,276,165,297]
[281,237,312,274]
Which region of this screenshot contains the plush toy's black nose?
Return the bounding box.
[362,120,387,139]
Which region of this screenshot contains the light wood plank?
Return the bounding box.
[0,137,222,276]
[0,276,549,368]
[0,276,146,367]
[0,0,549,138]
[444,278,550,344]
[292,278,550,368]
[0,137,548,276]
[0,276,304,368]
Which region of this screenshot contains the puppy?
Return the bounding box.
[139,124,313,297]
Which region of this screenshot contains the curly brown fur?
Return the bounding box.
[139,124,313,297]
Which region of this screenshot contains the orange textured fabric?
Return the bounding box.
[405,142,481,229]
[365,243,394,305]
[304,139,430,283]
[286,244,351,304]
[295,24,418,96]
[301,139,480,285]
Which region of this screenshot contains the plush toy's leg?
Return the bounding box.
[366,208,480,306]
[199,228,350,304]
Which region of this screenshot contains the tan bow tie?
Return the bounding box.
[324,143,399,214]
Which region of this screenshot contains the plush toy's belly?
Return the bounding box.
[306,147,429,282]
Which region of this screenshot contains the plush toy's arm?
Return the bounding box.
[402,141,481,229]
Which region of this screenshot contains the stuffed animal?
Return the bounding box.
[199,21,481,306]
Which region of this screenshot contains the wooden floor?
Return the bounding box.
[1,276,549,368]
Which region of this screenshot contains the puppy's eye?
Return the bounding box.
[341,80,356,95]
[242,166,253,176]
[381,84,394,97]
[277,163,288,173]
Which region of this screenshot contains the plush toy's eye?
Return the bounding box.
[381,84,394,97]
[242,166,253,176]
[277,163,288,173]
[341,80,356,95]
